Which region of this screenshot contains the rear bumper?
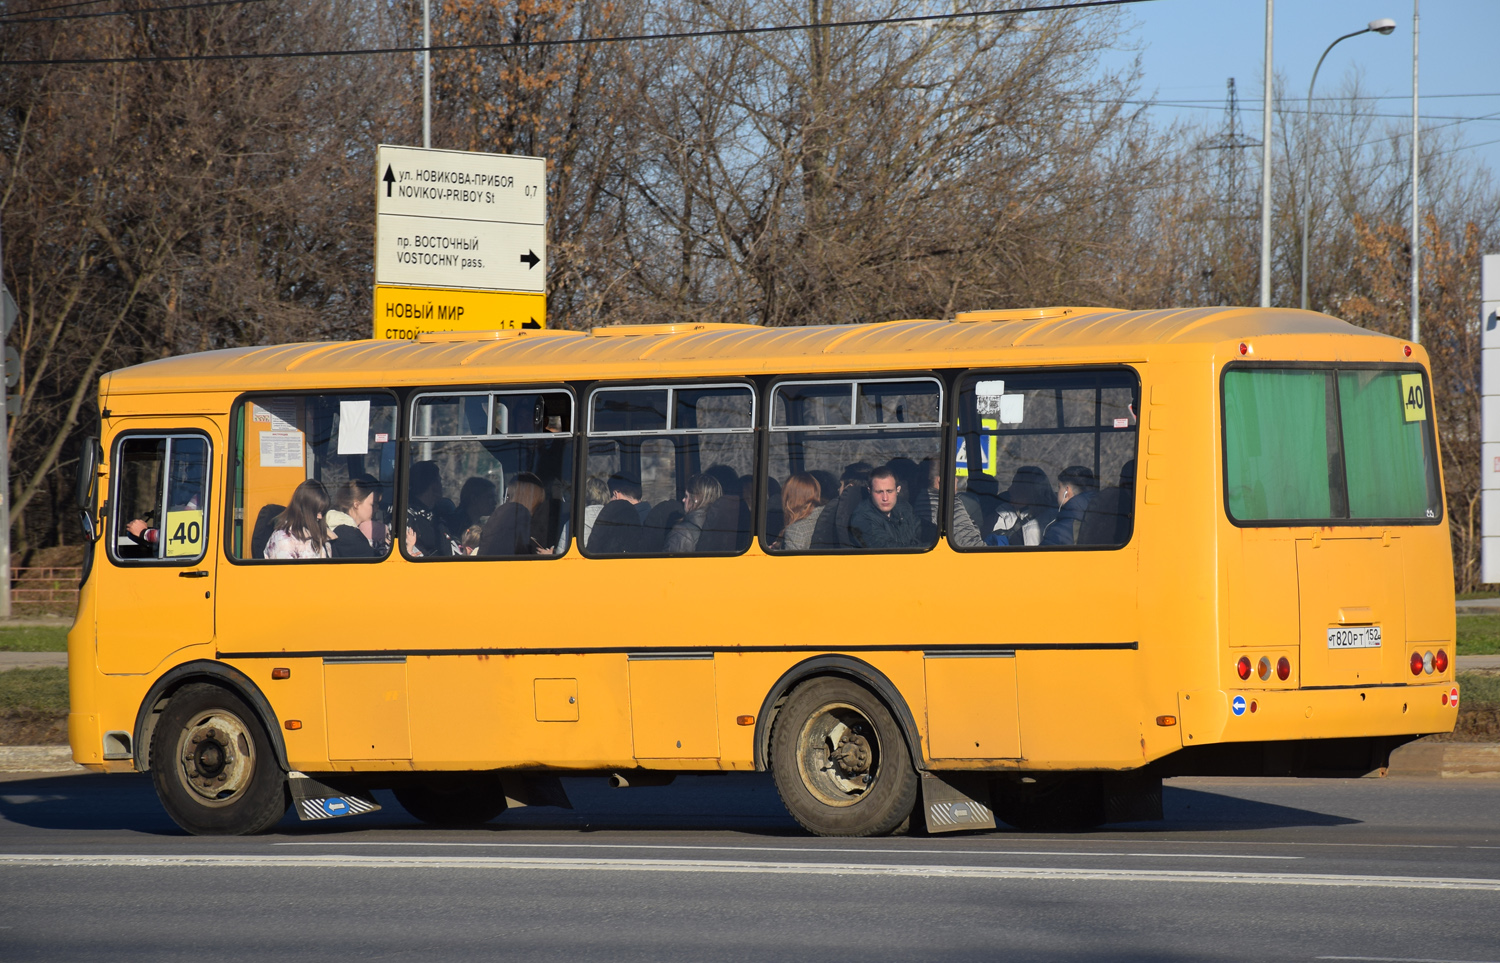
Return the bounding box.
[1178,681,1458,748]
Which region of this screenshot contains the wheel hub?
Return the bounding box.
[796,704,882,806]
[177,712,254,804]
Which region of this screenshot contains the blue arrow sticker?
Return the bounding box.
[321,797,350,816]
[1231,695,1247,717]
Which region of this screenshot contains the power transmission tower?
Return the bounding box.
[1195,79,1261,305]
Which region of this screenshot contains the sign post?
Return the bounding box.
[374,145,546,338]
[1482,254,1500,583]
[0,225,12,617]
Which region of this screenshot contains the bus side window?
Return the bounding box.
[404,389,575,559]
[951,370,1139,551]
[583,383,755,557]
[765,378,942,553]
[109,434,210,564]
[230,394,399,561]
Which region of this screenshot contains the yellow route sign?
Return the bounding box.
[1400,372,1427,422]
[374,286,546,340]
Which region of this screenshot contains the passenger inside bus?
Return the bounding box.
[588,474,646,554]
[775,472,824,551]
[985,466,1058,547]
[665,473,722,553]
[1041,466,1099,546]
[441,477,498,543]
[849,466,921,549]
[478,472,554,556]
[406,460,453,556]
[811,462,871,549]
[263,479,332,559]
[327,475,381,558]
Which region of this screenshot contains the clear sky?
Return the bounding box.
[1099,0,1500,177]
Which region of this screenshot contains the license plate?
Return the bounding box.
[1327,626,1382,649]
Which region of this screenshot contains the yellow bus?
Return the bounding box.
[67,306,1458,837]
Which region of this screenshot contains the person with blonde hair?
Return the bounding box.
[776,472,825,551]
[665,473,723,554]
[264,479,331,559]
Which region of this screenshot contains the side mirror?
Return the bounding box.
[76,436,99,510]
[78,509,97,543]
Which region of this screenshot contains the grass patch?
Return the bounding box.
[1457,590,1500,600]
[1457,614,1500,656]
[0,667,67,712]
[0,625,69,652]
[1458,671,1500,708]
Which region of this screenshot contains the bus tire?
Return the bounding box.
[149,683,288,836]
[394,776,507,827]
[770,677,918,837]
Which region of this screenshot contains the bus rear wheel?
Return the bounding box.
[150,683,288,836]
[770,677,917,837]
[394,776,507,827]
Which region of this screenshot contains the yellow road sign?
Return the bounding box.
[374,286,546,340]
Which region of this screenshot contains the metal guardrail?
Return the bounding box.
[10,567,80,616]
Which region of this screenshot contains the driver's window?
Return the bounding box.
[109,435,210,564]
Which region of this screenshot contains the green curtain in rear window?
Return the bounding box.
[1338,370,1431,519]
[1224,370,1331,520]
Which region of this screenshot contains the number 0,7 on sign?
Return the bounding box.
[1400,373,1427,422]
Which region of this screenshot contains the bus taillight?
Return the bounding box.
[1276,657,1291,681]
[1434,649,1449,673]
[1410,652,1424,676]
[1236,656,1251,680]
[1256,657,1271,681]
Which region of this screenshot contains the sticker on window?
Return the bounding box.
[337,399,371,455]
[252,400,297,431]
[976,380,1004,416]
[260,430,304,468]
[1400,373,1427,422]
[999,394,1024,424]
[164,509,206,557]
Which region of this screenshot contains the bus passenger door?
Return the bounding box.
[95,425,220,675]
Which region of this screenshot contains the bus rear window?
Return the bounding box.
[1223,367,1441,525]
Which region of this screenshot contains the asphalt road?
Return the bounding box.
[0,771,1496,962]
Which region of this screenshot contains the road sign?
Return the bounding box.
[1,286,16,339]
[374,287,546,340]
[3,346,17,389]
[374,145,546,337]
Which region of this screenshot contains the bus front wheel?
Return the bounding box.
[149,683,288,836]
[770,677,917,837]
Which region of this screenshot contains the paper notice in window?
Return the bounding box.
[259,431,304,468]
[251,399,296,431]
[338,400,371,455]
[999,394,1025,424]
[975,380,1004,415]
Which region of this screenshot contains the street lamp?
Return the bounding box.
[1299,18,1397,311]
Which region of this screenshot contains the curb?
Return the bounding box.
[1385,742,1500,779]
[0,746,84,773]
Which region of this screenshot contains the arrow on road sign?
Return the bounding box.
[383,165,396,198]
[522,318,541,329]
[520,250,540,269]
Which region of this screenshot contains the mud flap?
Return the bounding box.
[499,773,573,810]
[288,771,382,821]
[920,771,996,833]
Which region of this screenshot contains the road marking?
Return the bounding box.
[1318,957,1500,963]
[2,854,1496,889]
[275,840,1302,861]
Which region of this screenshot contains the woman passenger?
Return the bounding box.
[264,479,331,559]
[477,472,554,556]
[776,472,824,551]
[665,473,722,554]
[327,476,379,558]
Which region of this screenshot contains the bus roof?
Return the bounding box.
[104,306,1401,396]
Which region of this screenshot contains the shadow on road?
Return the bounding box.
[0,770,1359,838]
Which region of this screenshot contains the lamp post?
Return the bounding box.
[1299,18,1396,312]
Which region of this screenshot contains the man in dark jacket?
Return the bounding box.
[1042,466,1098,546]
[849,466,920,549]
[588,474,647,554]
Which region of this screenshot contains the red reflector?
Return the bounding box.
[1410,652,1424,675]
[1434,649,1449,673]
[1441,692,1449,706]
[1236,656,1251,680]
[1238,342,1250,356]
[1249,700,1258,714]
[271,667,291,680]
[1404,344,1413,357]
[1277,657,1291,681]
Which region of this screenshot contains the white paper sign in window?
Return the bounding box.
[337,399,372,455]
[259,430,304,468]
